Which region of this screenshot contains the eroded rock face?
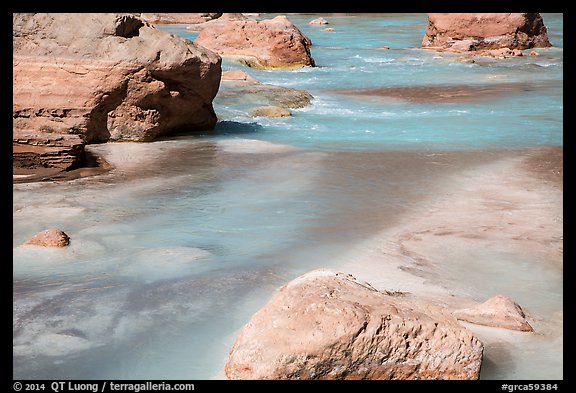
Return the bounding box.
[454,295,534,332]
[422,13,552,52]
[195,15,315,69]
[225,269,484,380]
[13,13,222,169]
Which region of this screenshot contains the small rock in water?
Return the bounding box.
[24,228,70,247]
[453,294,534,332]
[309,17,329,25]
[221,70,259,83]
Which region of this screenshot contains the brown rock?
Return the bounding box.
[24,229,70,247]
[139,13,222,24]
[453,295,534,332]
[13,131,85,170]
[13,13,221,170]
[186,13,251,32]
[218,83,312,110]
[225,269,483,380]
[195,15,315,69]
[482,48,524,58]
[422,13,552,52]
[248,106,292,118]
[324,28,336,32]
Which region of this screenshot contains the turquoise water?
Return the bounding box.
[14,13,562,380]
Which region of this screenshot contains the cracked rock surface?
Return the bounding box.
[225,269,484,380]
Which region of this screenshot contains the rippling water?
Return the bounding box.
[13,13,562,379]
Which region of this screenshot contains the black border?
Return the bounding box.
[9,4,567,389]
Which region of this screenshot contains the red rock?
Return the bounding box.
[453,295,534,332]
[13,13,221,170]
[221,70,258,83]
[225,269,483,380]
[24,229,70,247]
[195,15,315,69]
[422,13,552,52]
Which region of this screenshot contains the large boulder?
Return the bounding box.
[225,270,484,380]
[422,13,552,52]
[194,15,315,69]
[13,13,222,170]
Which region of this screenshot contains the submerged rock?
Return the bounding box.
[225,269,483,380]
[24,229,70,247]
[453,295,534,332]
[195,15,315,69]
[218,81,313,110]
[422,13,552,52]
[249,106,292,118]
[13,13,221,170]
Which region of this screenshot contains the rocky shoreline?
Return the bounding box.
[13,12,553,183]
[13,13,561,380]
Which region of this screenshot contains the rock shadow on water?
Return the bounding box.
[171,121,264,139]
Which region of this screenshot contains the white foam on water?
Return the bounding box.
[117,246,212,282]
[14,333,94,357]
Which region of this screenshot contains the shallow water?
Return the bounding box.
[14,13,562,379]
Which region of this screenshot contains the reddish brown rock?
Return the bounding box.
[13,13,221,170]
[195,15,315,69]
[24,229,70,247]
[221,70,258,83]
[422,13,552,52]
[225,269,483,380]
[453,295,534,332]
